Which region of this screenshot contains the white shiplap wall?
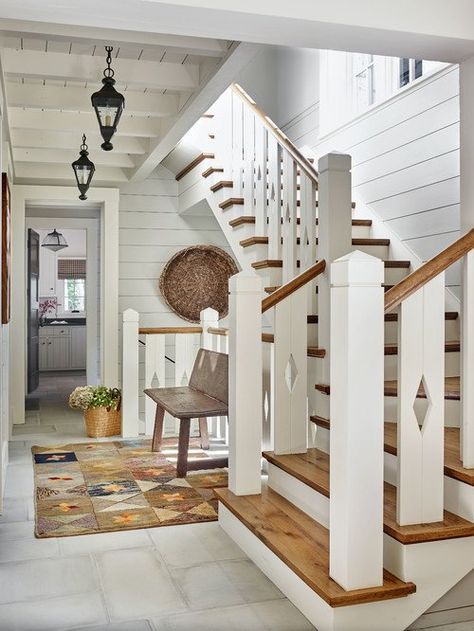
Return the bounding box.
[312,64,461,294]
[118,164,234,425]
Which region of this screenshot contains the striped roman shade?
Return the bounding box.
[57,258,86,280]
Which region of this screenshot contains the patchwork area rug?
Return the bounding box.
[32,438,228,538]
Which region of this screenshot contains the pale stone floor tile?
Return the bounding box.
[4,463,34,498]
[422,624,474,630]
[0,535,60,563]
[251,599,315,630]
[0,556,100,604]
[0,519,35,541]
[68,621,153,631]
[154,603,263,631]
[218,558,284,603]
[0,497,29,523]
[96,547,186,621]
[59,529,153,556]
[0,592,107,631]
[148,521,245,568]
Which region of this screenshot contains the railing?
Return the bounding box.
[121,309,229,439]
[329,229,474,590]
[212,84,319,282]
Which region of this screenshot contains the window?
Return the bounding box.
[353,54,376,112]
[63,278,85,313]
[399,58,423,87]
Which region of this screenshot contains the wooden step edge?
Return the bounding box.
[210,180,233,192]
[176,153,214,181]
[201,113,214,118]
[202,166,224,178]
[263,450,474,545]
[309,414,330,430]
[216,485,416,607]
[229,216,256,227]
[264,286,280,294]
[260,338,325,357]
[315,383,331,395]
[307,315,318,324]
[352,238,390,246]
[252,259,283,270]
[219,197,244,210]
[385,311,458,322]
[240,236,268,248]
[384,260,411,269]
[384,341,460,355]
[384,377,460,401]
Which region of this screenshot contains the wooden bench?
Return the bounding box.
[144,348,228,477]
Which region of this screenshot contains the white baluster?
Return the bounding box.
[299,173,317,272]
[262,340,274,452]
[229,272,263,495]
[267,135,282,260]
[273,284,308,455]
[122,309,139,438]
[282,152,297,282]
[243,106,255,217]
[462,251,474,466]
[144,334,165,436]
[330,251,384,590]
[215,90,232,179]
[254,120,268,235]
[200,308,219,350]
[397,274,445,525]
[232,92,244,196]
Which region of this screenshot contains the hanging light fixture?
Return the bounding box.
[71,134,95,200]
[41,229,68,252]
[91,45,125,151]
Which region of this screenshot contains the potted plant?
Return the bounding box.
[69,385,121,438]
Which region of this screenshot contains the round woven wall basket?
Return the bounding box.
[159,245,238,323]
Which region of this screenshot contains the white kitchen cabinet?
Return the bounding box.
[70,327,87,369]
[39,325,86,370]
[39,247,57,297]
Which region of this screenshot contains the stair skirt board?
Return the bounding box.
[220,503,473,631]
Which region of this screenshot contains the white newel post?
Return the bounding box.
[397,275,445,525]
[228,272,263,495]
[462,250,474,467]
[330,251,384,591]
[200,308,219,350]
[273,285,308,455]
[122,309,139,438]
[317,153,352,393]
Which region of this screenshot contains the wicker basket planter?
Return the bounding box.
[84,407,121,438]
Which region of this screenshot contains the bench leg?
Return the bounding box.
[152,406,165,452]
[176,418,191,478]
[198,417,209,450]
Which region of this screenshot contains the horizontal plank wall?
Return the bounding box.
[118,164,234,427]
[312,65,460,295]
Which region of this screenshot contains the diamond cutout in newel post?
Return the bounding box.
[285,354,299,393]
[413,375,432,433]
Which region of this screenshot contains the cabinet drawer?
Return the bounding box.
[41,326,70,337]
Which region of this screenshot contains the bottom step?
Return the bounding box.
[215,485,415,607]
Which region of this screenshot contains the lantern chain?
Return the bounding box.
[104,46,115,79]
[80,134,88,152]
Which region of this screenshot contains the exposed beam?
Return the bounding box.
[6,83,179,117]
[130,41,259,181]
[15,162,128,183]
[9,108,161,137]
[2,48,199,90]
[13,147,136,168]
[11,129,147,155]
[0,18,229,57]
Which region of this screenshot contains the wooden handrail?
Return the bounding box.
[208,327,228,336]
[139,327,203,335]
[384,229,474,313]
[261,260,326,314]
[232,83,319,186]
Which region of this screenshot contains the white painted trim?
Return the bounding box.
[11,185,119,425]
[25,217,99,384]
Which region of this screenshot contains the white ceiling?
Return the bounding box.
[0,21,235,186]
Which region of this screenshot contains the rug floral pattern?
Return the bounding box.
[32,438,228,538]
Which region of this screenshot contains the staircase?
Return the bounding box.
[167,84,474,630]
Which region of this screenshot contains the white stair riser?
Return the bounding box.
[351,243,389,258]
[384,351,460,380]
[384,267,411,285]
[384,319,459,344]
[384,397,460,427]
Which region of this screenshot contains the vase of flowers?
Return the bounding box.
[69,386,121,438]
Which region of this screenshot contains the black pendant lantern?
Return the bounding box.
[41,229,68,252]
[91,46,125,151]
[72,134,95,200]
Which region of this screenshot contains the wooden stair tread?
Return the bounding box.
[219,197,245,210]
[384,376,460,400]
[310,417,474,486]
[352,238,390,246]
[262,449,474,544]
[216,485,416,606]
[384,340,460,355]
[176,153,214,181]
[210,180,233,192]
[385,311,458,322]
[202,166,224,178]
[241,237,392,249]
[252,259,283,270]
[229,216,368,228]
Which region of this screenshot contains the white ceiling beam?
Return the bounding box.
[0,18,229,57]
[15,162,128,183]
[13,147,136,168]
[9,108,161,137]
[2,48,199,90]
[11,129,147,155]
[6,83,179,117]
[130,41,259,181]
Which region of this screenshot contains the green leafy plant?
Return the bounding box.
[69,386,121,411]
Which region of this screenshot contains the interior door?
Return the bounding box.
[27,229,40,393]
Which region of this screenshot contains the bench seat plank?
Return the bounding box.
[144,386,228,418]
